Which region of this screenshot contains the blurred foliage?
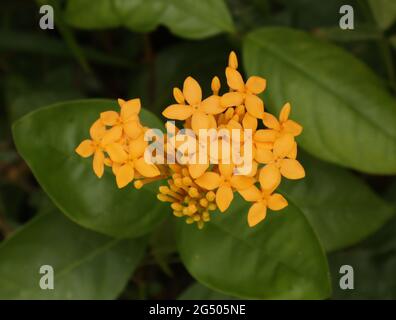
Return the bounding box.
[0,0,396,300]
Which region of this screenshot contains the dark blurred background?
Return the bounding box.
[1,0,396,299]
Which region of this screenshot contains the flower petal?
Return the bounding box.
[245,94,264,119]
[173,87,185,104]
[283,119,303,136]
[262,112,280,130]
[162,104,193,120]
[273,134,295,158]
[195,172,221,190]
[236,160,258,177]
[120,98,141,120]
[124,120,143,139]
[228,51,238,69]
[116,163,134,188]
[254,129,277,142]
[89,119,106,141]
[220,92,244,108]
[75,140,95,158]
[267,193,288,211]
[129,135,147,159]
[183,76,202,105]
[219,163,234,178]
[112,162,121,175]
[246,76,266,94]
[93,150,105,178]
[106,143,128,163]
[134,157,160,177]
[288,141,297,159]
[259,164,281,191]
[208,114,217,129]
[247,202,267,227]
[216,185,234,212]
[101,126,122,146]
[279,102,291,122]
[100,111,119,126]
[211,76,221,93]
[225,67,245,91]
[238,185,262,202]
[191,112,210,133]
[188,163,209,179]
[230,175,254,190]
[280,159,305,179]
[242,113,258,131]
[254,147,274,164]
[200,95,224,114]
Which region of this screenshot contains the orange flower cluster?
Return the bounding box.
[76,51,305,229]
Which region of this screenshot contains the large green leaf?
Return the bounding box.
[64,0,235,39]
[243,27,396,174]
[12,99,168,238]
[0,211,146,299]
[281,153,394,252]
[369,0,396,30]
[178,282,236,300]
[160,0,235,39]
[64,0,164,32]
[177,194,331,299]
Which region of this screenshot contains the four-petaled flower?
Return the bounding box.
[106,133,160,188]
[100,98,143,139]
[75,119,120,178]
[162,77,222,133]
[195,163,255,212]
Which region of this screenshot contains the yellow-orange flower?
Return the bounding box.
[75,51,306,230]
[257,134,305,191]
[239,184,288,227]
[262,102,303,137]
[107,133,160,188]
[100,98,143,139]
[162,77,222,133]
[221,52,266,119]
[195,163,254,212]
[76,119,120,178]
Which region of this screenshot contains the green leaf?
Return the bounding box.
[0,211,146,299]
[64,0,164,33]
[314,25,381,42]
[160,0,235,39]
[178,282,237,300]
[243,27,396,174]
[177,194,331,299]
[64,0,235,39]
[281,153,394,252]
[12,99,168,238]
[149,218,178,276]
[368,0,396,30]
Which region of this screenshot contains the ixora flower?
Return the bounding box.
[75,51,305,229]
